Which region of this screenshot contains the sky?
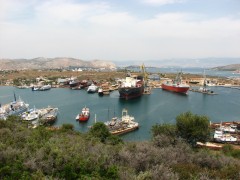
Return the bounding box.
[0,0,240,62]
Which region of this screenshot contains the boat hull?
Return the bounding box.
[118,86,144,100]
[69,81,79,88]
[162,83,189,94]
[110,126,139,135]
[79,115,90,122]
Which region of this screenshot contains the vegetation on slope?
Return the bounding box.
[0,113,240,179]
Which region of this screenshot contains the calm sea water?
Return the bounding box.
[131,67,240,78]
[1,85,239,141]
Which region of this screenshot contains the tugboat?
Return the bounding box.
[104,108,139,135]
[162,72,189,94]
[76,106,90,122]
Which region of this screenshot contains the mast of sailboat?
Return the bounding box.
[113,106,116,117]
[13,92,16,102]
[203,70,207,91]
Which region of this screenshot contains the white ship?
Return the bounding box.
[0,95,29,120]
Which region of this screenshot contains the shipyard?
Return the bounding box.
[1,65,240,140]
[1,0,240,178]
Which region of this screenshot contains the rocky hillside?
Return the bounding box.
[211,64,240,71]
[0,57,116,70]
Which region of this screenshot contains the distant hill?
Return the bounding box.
[114,58,240,68]
[211,64,240,71]
[0,57,116,70]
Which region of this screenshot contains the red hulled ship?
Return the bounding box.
[76,107,90,122]
[162,72,189,94]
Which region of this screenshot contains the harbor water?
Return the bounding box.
[0,86,240,141]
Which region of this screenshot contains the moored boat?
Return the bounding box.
[69,77,79,88]
[162,72,189,94]
[104,108,139,135]
[118,74,144,100]
[0,95,29,120]
[213,129,237,143]
[76,106,90,122]
[118,64,148,100]
[98,87,104,96]
[40,107,58,125]
[39,84,51,91]
[21,107,40,122]
[87,83,98,93]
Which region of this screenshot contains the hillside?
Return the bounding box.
[0,116,240,179]
[0,57,116,70]
[211,64,240,71]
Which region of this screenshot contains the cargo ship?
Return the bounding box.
[161,72,189,94]
[118,73,144,99]
[118,64,148,100]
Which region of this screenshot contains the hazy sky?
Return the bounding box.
[0,0,240,61]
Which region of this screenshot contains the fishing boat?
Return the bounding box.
[0,94,29,120]
[161,72,189,94]
[104,108,139,135]
[76,106,90,122]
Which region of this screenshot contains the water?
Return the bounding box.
[129,67,240,78]
[0,86,240,141]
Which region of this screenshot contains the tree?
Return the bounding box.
[176,112,210,146]
[151,123,177,138]
[151,123,178,147]
[89,122,111,143]
[61,124,74,131]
